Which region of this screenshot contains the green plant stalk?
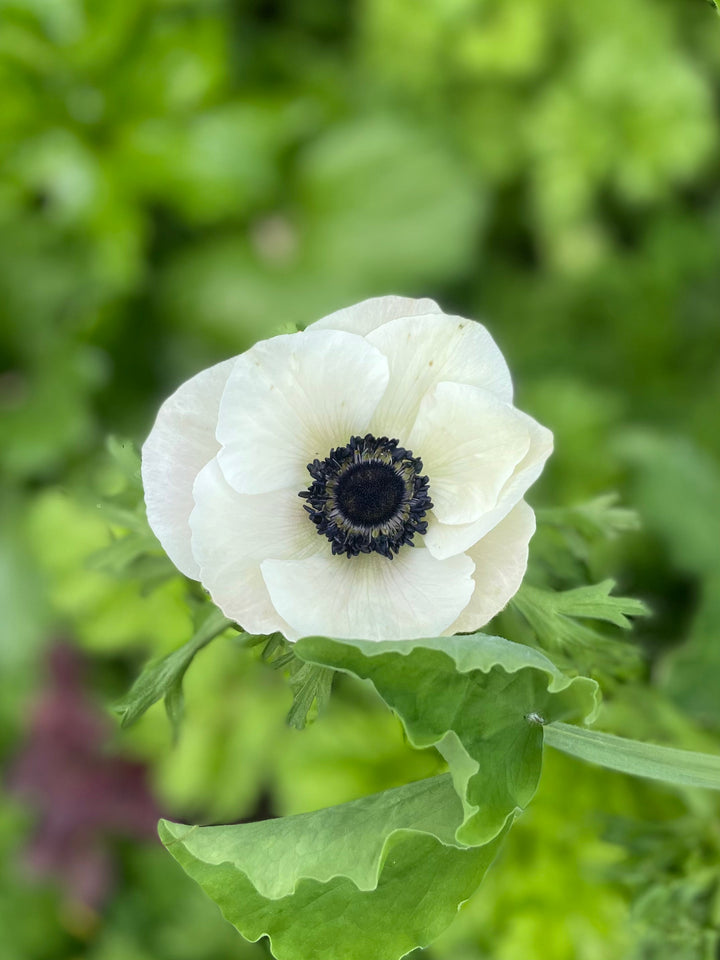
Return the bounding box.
[545,722,720,790]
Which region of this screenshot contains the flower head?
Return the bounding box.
[142,297,552,641]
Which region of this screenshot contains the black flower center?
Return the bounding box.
[336,462,405,526]
[299,434,433,559]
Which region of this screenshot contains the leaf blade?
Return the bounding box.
[159,775,506,960]
[295,633,599,845]
[544,722,720,791]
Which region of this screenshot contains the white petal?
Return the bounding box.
[309,295,442,337]
[261,547,475,642]
[425,414,553,560]
[366,313,513,439]
[141,358,236,579]
[408,382,531,525]
[216,329,390,495]
[190,458,321,634]
[446,501,536,634]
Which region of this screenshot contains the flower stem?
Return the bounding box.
[544,722,720,791]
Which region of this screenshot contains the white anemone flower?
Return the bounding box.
[142,296,552,642]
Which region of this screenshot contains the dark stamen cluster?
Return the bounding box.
[299,434,432,559]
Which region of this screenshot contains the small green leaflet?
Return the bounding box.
[160,633,599,960]
[258,632,335,729]
[114,607,233,739]
[537,493,641,543]
[106,434,143,488]
[517,580,648,631]
[510,579,648,671]
[286,660,334,730]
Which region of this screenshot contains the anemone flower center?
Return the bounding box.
[299,434,433,559]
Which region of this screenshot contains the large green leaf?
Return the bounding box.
[160,776,504,960]
[295,633,599,845]
[160,634,598,960]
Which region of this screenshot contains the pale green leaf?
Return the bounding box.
[160,776,505,960]
[523,580,649,630]
[86,529,162,575]
[295,633,599,845]
[545,722,720,791]
[106,435,142,487]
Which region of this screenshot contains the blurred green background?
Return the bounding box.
[2,0,720,957]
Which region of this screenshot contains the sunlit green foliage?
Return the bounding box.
[1,0,720,957]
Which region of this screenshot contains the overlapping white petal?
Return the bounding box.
[446,501,536,634]
[190,458,320,635]
[310,294,442,337]
[261,547,475,642]
[142,358,236,578]
[216,329,389,495]
[408,382,531,525]
[424,413,553,560]
[366,313,513,439]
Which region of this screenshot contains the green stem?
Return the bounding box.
[544,722,720,791]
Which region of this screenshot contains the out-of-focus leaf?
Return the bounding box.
[619,432,720,725]
[114,607,233,736]
[106,435,142,487]
[26,489,193,653]
[538,494,641,547]
[619,432,720,576]
[87,529,162,575]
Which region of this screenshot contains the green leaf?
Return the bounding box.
[522,580,649,630]
[86,529,162,575]
[114,606,233,737]
[537,493,642,542]
[160,775,506,960]
[106,435,142,488]
[257,632,335,728]
[286,661,334,730]
[510,580,648,671]
[295,633,599,846]
[159,634,597,960]
[544,722,720,791]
